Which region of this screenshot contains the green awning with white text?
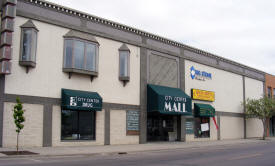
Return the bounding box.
[147,84,192,115]
[61,89,102,111]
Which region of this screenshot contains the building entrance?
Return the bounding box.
[270,117,275,137]
[147,113,179,141]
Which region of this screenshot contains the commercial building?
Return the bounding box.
[0,0,267,147]
[265,74,275,137]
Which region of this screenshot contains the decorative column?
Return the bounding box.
[0,0,17,74]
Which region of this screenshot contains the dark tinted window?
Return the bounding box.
[61,110,95,140]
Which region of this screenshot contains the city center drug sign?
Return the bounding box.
[61,89,102,111]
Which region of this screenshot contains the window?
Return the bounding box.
[268,87,272,98]
[64,39,98,72]
[118,44,130,85]
[19,20,38,70]
[273,88,275,99]
[194,117,210,138]
[61,110,95,140]
[63,30,99,78]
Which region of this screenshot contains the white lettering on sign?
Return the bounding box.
[82,103,93,107]
[69,96,100,107]
[70,97,77,106]
[164,102,186,112]
[190,66,212,81]
[164,102,172,112]
[164,95,187,112]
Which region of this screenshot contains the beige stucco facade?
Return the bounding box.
[110,110,139,145]
[220,116,244,140]
[184,60,264,141]
[185,60,243,113]
[245,77,264,100]
[2,102,43,147]
[5,16,140,106]
[245,77,264,138]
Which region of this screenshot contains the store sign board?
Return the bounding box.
[147,84,192,115]
[164,96,188,113]
[191,89,215,102]
[190,66,212,81]
[186,119,194,134]
[126,110,140,132]
[61,89,102,111]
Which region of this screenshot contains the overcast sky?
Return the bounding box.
[47,0,275,75]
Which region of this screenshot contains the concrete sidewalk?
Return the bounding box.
[0,138,274,158]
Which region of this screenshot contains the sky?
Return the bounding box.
[47,0,275,75]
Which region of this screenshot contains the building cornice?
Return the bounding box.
[19,0,266,77]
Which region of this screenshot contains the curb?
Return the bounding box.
[0,139,273,159]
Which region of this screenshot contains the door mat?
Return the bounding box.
[0,151,39,155]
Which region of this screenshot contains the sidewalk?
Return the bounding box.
[0,138,274,158]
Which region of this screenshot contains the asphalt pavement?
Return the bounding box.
[0,140,275,166]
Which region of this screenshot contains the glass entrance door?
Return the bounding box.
[147,113,175,141]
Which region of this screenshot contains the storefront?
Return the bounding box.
[0,0,267,147]
[61,89,102,141]
[193,103,216,138]
[147,84,192,141]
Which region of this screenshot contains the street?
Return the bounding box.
[0,141,275,166]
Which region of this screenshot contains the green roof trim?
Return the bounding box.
[147,84,192,115]
[194,103,215,117]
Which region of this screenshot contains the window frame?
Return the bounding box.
[119,50,130,79]
[268,87,272,98]
[19,27,38,68]
[118,44,131,86]
[194,117,210,138]
[63,37,99,77]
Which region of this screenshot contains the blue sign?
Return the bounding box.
[190,66,212,81]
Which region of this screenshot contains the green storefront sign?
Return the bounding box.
[147,84,192,115]
[61,89,102,111]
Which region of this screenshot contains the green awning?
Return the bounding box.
[61,89,102,111]
[147,84,192,115]
[194,103,215,117]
